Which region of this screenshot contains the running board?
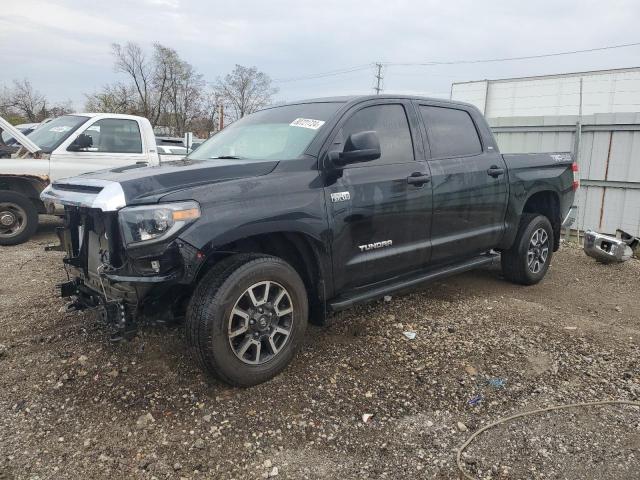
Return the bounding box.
[328,253,499,311]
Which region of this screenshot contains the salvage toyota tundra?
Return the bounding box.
[41,95,578,386]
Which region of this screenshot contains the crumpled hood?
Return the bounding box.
[41,158,279,210]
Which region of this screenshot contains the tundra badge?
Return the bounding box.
[358,240,393,252]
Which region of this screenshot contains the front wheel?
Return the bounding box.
[501,214,554,285]
[186,254,308,387]
[0,191,39,246]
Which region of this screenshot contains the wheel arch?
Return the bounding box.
[521,190,561,251]
[0,174,49,213]
[194,231,330,325]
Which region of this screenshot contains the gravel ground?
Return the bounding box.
[1,217,639,479]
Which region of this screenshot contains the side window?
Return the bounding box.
[82,119,143,154]
[83,125,101,148]
[419,106,482,158]
[338,104,414,165]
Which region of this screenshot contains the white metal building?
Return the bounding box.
[450,66,640,117]
[451,67,640,236]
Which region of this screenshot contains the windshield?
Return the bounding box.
[2,126,34,145]
[189,102,342,161]
[27,115,87,153]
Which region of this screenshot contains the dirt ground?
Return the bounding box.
[1,217,639,479]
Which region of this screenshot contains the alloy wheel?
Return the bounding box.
[527,228,549,274]
[227,281,294,365]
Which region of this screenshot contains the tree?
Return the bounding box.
[85,83,138,114]
[2,79,47,122]
[157,45,205,136]
[0,79,72,123]
[88,42,213,136]
[215,65,278,122]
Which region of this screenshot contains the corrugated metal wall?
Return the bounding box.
[489,113,640,236]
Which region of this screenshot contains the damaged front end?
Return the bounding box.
[41,179,205,340]
[584,229,639,264]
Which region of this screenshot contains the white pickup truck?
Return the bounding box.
[0,113,184,245]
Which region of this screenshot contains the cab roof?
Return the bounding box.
[271,94,476,110]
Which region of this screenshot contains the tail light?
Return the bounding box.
[572,162,579,191]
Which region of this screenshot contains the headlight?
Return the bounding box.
[118,201,201,247]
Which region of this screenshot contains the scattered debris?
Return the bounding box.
[485,377,506,389]
[464,365,478,376]
[194,438,205,449]
[402,331,416,340]
[457,421,468,432]
[383,295,392,302]
[362,413,374,423]
[3,236,640,478]
[563,326,577,330]
[136,413,155,430]
[584,229,639,264]
[468,394,483,406]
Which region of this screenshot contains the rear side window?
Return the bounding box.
[419,106,482,158]
[337,104,414,165]
[83,119,143,154]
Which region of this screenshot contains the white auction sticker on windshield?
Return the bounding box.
[290,118,325,130]
[49,126,72,133]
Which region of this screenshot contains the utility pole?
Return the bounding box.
[217,103,224,131]
[374,63,384,95]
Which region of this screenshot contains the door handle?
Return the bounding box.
[487,165,505,178]
[407,173,431,186]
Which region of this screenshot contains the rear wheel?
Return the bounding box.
[0,191,39,246]
[501,214,554,285]
[186,254,308,387]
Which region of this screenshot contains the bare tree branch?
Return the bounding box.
[214,65,278,122]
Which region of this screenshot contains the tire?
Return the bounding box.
[0,191,39,246]
[186,254,308,387]
[501,214,554,286]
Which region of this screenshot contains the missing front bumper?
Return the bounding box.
[58,278,138,341]
[584,229,639,263]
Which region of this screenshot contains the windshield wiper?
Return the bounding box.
[209,155,243,159]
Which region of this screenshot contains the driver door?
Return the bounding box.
[324,100,433,292]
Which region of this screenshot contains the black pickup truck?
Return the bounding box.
[41,95,578,386]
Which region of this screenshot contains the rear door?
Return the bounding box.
[324,99,433,292]
[50,117,148,180]
[416,102,507,264]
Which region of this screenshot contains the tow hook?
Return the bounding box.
[100,301,137,342]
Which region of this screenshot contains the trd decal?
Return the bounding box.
[331,191,351,203]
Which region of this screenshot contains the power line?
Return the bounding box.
[385,41,640,67]
[273,64,373,83]
[271,41,640,84]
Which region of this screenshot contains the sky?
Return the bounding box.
[2,0,640,110]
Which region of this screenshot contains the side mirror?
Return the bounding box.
[330,131,381,167]
[68,133,93,151]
